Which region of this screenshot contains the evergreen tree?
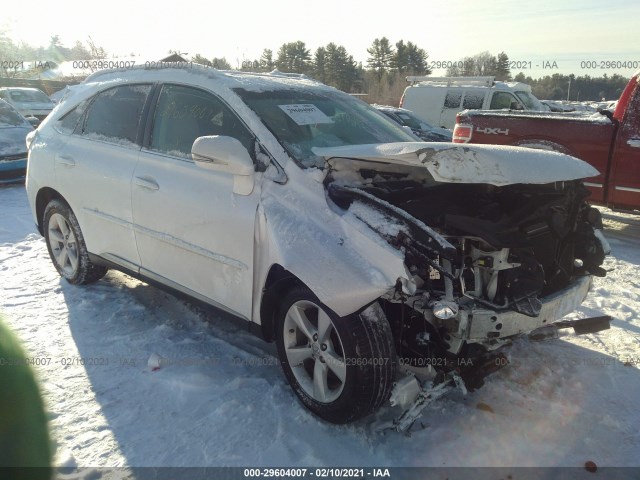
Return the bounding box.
[495,52,511,80]
[260,49,274,71]
[328,43,358,91]
[392,40,408,73]
[367,37,394,78]
[275,41,311,73]
[405,41,430,75]
[314,46,327,83]
[313,43,358,91]
[211,57,231,69]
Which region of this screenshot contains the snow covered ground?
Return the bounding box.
[1,184,639,473]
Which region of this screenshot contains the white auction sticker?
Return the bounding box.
[278,104,333,125]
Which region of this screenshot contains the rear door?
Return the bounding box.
[53,83,153,269]
[607,79,640,208]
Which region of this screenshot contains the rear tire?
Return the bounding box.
[43,199,108,284]
[275,286,396,424]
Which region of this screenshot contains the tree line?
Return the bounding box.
[0,30,630,103]
[192,38,432,105]
[0,33,107,68]
[513,72,628,102]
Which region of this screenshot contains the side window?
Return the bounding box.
[56,100,89,135]
[463,91,486,109]
[81,84,151,146]
[444,91,462,109]
[490,92,518,110]
[149,84,254,159]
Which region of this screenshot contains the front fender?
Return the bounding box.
[254,170,410,319]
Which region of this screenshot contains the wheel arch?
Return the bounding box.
[259,264,306,342]
[510,138,575,156]
[35,187,68,235]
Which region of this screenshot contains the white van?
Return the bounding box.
[400,76,547,130]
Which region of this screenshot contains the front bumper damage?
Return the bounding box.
[383,303,611,433]
[319,145,612,430]
[462,275,593,346]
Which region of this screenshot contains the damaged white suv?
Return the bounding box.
[26,65,611,425]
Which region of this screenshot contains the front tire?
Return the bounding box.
[43,199,108,284]
[275,286,396,424]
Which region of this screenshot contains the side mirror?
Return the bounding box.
[510,102,525,111]
[599,109,614,121]
[26,116,40,128]
[192,136,255,195]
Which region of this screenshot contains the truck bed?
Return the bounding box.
[456,109,617,204]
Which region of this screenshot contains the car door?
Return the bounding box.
[132,83,259,319]
[440,90,462,129]
[53,83,153,270]
[490,91,521,110]
[607,80,640,208]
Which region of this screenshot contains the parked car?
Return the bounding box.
[0,87,55,121]
[26,66,610,424]
[454,71,640,210]
[540,100,575,112]
[400,76,547,129]
[49,86,74,105]
[0,99,33,184]
[374,105,452,141]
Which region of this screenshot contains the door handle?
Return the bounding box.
[627,138,640,148]
[55,154,75,167]
[134,176,160,191]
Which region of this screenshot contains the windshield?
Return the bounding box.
[9,89,52,104]
[235,87,415,167]
[394,110,433,130]
[0,101,27,127]
[515,91,545,111]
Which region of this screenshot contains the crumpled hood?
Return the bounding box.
[313,142,599,186]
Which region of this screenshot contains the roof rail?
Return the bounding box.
[84,62,216,83]
[265,69,309,79]
[406,76,495,87]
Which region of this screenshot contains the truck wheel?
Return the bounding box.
[275,286,396,423]
[43,199,108,284]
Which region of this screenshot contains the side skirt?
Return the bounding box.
[87,253,265,340]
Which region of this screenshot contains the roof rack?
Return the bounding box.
[406,76,495,87]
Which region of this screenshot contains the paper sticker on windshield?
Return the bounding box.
[278,104,333,125]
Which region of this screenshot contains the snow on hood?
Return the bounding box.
[313,142,599,186]
[0,125,32,156]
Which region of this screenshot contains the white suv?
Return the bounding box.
[26,65,610,424]
[400,76,547,130]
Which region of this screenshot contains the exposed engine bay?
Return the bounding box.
[325,157,610,396]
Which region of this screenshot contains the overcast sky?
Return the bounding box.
[3,0,639,78]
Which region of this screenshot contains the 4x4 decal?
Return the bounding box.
[476,126,509,135]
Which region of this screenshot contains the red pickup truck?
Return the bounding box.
[453,71,640,210]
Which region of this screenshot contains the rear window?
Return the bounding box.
[8,89,51,103]
[444,92,462,109]
[81,84,151,146]
[462,92,486,110]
